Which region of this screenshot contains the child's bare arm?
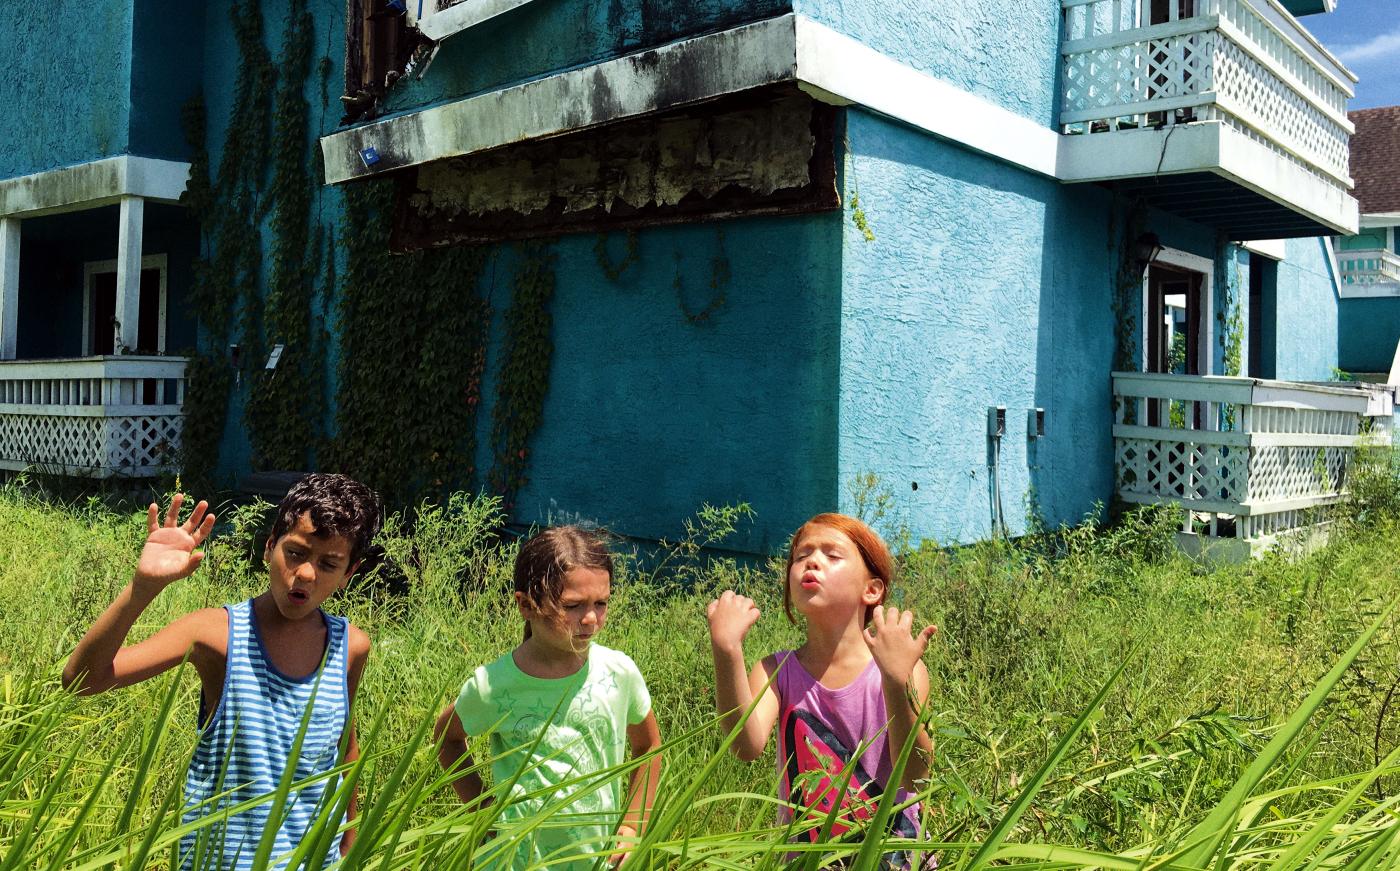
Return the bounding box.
[340,626,371,857]
[434,704,484,805]
[63,495,218,694]
[615,710,662,864]
[864,607,936,790]
[707,591,780,761]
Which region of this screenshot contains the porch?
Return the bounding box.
[0,356,187,478]
[1058,0,1358,238]
[1338,248,1400,288]
[1112,371,1378,559]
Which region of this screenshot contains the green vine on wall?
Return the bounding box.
[330,180,492,509]
[1217,241,1245,378]
[594,230,639,281]
[674,227,732,325]
[489,242,557,509]
[245,0,322,471]
[178,0,275,487]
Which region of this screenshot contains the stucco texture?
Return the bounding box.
[836,110,1117,544]
[793,0,1060,127]
[0,0,133,180]
[1271,238,1340,381]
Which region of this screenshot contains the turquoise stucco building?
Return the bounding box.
[1336,106,1400,377]
[0,0,1383,554]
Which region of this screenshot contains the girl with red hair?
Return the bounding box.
[707,513,935,867]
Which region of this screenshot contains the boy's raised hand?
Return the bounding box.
[707,590,761,651]
[135,494,216,591]
[863,606,936,685]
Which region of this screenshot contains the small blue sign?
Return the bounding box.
[359,146,381,167]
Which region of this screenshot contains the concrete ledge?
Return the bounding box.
[320,14,1064,185]
[0,156,191,219]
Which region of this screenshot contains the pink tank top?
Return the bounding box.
[773,650,927,865]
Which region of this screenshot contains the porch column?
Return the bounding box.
[0,217,17,360]
[115,196,144,354]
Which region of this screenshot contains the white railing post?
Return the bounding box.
[0,218,18,361]
[115,197,145,355]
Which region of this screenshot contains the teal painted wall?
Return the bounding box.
[1338,227,1387,251]
[0,0,134,179]
[793,0,1061,127]
[128,0,205,162]
[1271,238,1340,381]
[834,110,1120,542]
[379,0,790,118]
[1339,297,1400,374]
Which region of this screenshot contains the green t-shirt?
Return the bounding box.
[454,643,652,870]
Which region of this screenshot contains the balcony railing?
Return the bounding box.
[1112,372,1372,553]
[1061,0,1354,189]
[0,356,188,478]
[1338,248,1400,287]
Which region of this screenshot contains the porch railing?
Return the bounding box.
[1061,0,1353,188]
[1112,371,1370,545]
[0,356,189,478]
[1337,248,1400,286]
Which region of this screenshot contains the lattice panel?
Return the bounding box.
[0,413,181,476]
[1116,437,1246,504]
[1247,446,1351,503]
[1062,33,1215,124]
[1212,37,1349,181]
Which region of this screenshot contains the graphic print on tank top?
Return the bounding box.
[781,708,919,844]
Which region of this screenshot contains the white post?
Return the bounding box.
[0,217,17,360]
[115,196,144,355]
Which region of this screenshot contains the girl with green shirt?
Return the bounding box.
[434,527,662,869]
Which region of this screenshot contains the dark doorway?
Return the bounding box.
[90,269,162,355]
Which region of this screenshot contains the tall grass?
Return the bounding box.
[1,459,1399,868]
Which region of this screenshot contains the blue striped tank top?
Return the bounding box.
[178,598,350,870]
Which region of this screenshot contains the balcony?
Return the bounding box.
[1058,0,1358,239]
[0,356,187,478]
[1337,248,1400,288]
[1112,372,1375,558]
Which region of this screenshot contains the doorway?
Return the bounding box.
[82,255,167,356]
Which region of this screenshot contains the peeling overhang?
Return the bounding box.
[319,13,1061,186]
[408,0,541,42]
[0,156,191,219]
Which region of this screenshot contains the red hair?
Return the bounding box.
[783,513,893,624]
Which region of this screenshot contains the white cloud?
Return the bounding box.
[1336,27,1400,66]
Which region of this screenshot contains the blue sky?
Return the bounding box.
[1303,0,1399,109]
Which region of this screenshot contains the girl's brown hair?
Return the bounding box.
[514,526,614,639]
[783,513,893,624]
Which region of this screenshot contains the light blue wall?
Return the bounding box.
[0,0,134,179]
[835,110,1119,543]
[793,0,1062,127]
[1271,238,1340,381]
[1339,297,1400,374]
[380,0,789,117]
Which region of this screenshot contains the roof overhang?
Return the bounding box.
[319,13,1060,186]
[0,157,190,220]
[1058,123,1358,239]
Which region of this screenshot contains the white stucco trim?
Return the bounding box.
[1338,284,1400,299]
[790,18,1061,178]
[0,157,191,220]
[1360,213,1400,228]
[320,14,1061,185]
[1059,122,1358,236]
[1242,239,1288,260]
[411,0,540,41]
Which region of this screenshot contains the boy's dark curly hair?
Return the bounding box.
[268,473,382,564]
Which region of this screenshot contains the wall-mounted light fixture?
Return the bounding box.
[1133,231,1164,274]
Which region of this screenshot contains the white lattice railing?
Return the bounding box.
[0,356,188,478]
[1338,248,1400,286]
[1061,0,1354,188]
[1112,372,1371,545]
